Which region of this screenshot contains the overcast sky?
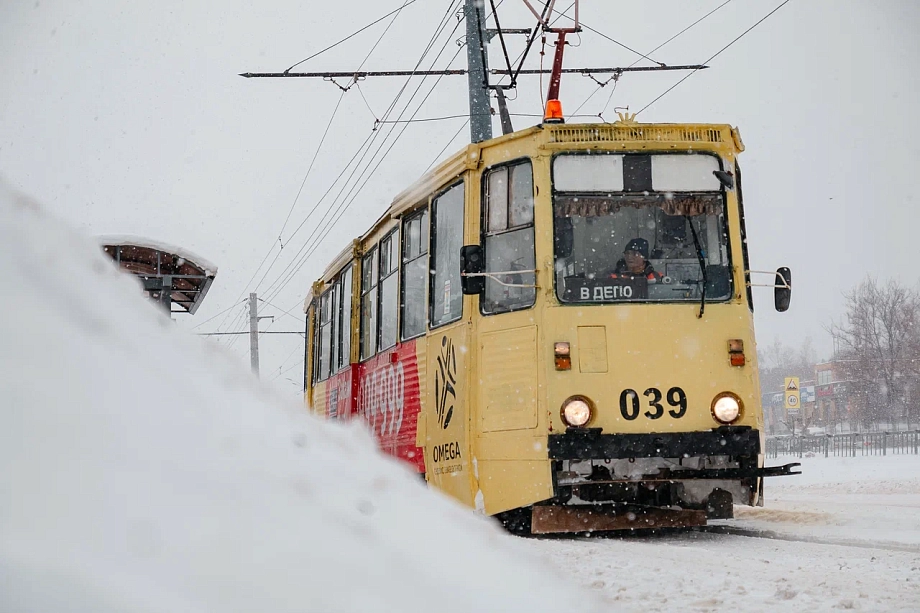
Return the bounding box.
[3,0,919,395]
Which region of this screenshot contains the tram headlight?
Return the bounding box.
[711,392,743,424]
[561,396,594,428]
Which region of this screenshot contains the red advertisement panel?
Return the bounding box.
[356,340,425,473]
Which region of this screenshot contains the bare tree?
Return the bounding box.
[826,277,920,429]
[758,335,817,393]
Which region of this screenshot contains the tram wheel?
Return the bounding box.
[496,507,532,535]
[706,489,734,520]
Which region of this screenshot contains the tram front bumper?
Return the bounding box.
[548,426,761,460]
[547,426,801,480]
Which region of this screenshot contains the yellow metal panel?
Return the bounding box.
[424,323,475,506]
[414,339,428,450]
[544,301,762,435]
[577,325,608,373]
[476,460,553,516]
[479,325,539,432]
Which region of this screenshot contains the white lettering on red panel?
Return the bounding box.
[361,362,405,438]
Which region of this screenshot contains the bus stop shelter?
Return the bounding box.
[100,236,217,315]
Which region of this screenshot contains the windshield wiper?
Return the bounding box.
[685,215,707,319]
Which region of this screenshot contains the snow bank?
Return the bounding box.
[0,183,600,613]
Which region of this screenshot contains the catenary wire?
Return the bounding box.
[636,0,794,115]
[254,0,415,292]
[569,0,737,117]
[261,43,466,306]
[258,9,467,303]
[262,55,464,305]
[284,0,420,73]
[255,0,462,300]
[262,26,467,302]
[191,299,246,329]
[264,0,582,311]
[210,0,441,336]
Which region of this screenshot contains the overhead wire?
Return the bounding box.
[246,1,469,384]
[568,0,736,117]
[254,0,415,292]
[263,0,588,315]
[643,0,736,61]
[232,30,464,352]
[191,298,246,329]
[284,0,420,73]
[576,21,664,67]
[262,44,467,307]
[223,305,252,349]
[208,0,426,336]
[258,4,467,304]
[267,0,571,380]
[257,297,306,327]
[636,0,794,116]
[255,0,462,298]
[257,94,472,380]
[262,48,466,306]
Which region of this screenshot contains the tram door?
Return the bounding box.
[472,160,551,515]
[424,180,475,506]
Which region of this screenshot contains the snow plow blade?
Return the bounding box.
[531,504,708,534]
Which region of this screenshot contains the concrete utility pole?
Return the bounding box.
[249,293,260,375]
[464,0,492,143]
[249,292,274,377]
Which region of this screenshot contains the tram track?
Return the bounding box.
[552,524,920,554]
[693,524,920,554]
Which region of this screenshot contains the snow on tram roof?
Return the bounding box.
[314,127,543,291]
[98,234,218,277]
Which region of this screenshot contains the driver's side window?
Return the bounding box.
[482,160,536,314]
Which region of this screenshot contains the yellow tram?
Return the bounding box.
[304,115,797,533]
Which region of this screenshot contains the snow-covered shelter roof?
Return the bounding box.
[99,235,217,315]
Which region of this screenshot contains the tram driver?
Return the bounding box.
[607,238,663,283]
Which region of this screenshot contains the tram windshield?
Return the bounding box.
[552,152,733,304]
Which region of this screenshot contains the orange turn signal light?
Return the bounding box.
[554,341,571,371]
[544,99,564,123]
[728,339,745,367]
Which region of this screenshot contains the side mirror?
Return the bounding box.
[460,245,485,295]
[774,266,792,312]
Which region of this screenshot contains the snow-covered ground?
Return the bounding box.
[527,454,920,612]
[0,183,601,612]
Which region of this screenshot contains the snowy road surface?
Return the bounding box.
[524,454,920,612]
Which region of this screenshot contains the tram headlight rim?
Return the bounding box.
[561,395,594,428]
[711,392,743,425]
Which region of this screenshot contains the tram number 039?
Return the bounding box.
[619,387,687,420]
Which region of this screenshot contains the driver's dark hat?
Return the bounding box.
[624,238,649,258]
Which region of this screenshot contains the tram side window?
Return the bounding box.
[316,288,334,381]
[335,265,353,371]
[482,161,536,314]
[311,301,321,384]
[401,208,429,340]
[305,303,311,389]
[361,248,379,360]
[378,231,398,351]
[430,182,464,328]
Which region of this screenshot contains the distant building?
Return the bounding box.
[814,361,852,430]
